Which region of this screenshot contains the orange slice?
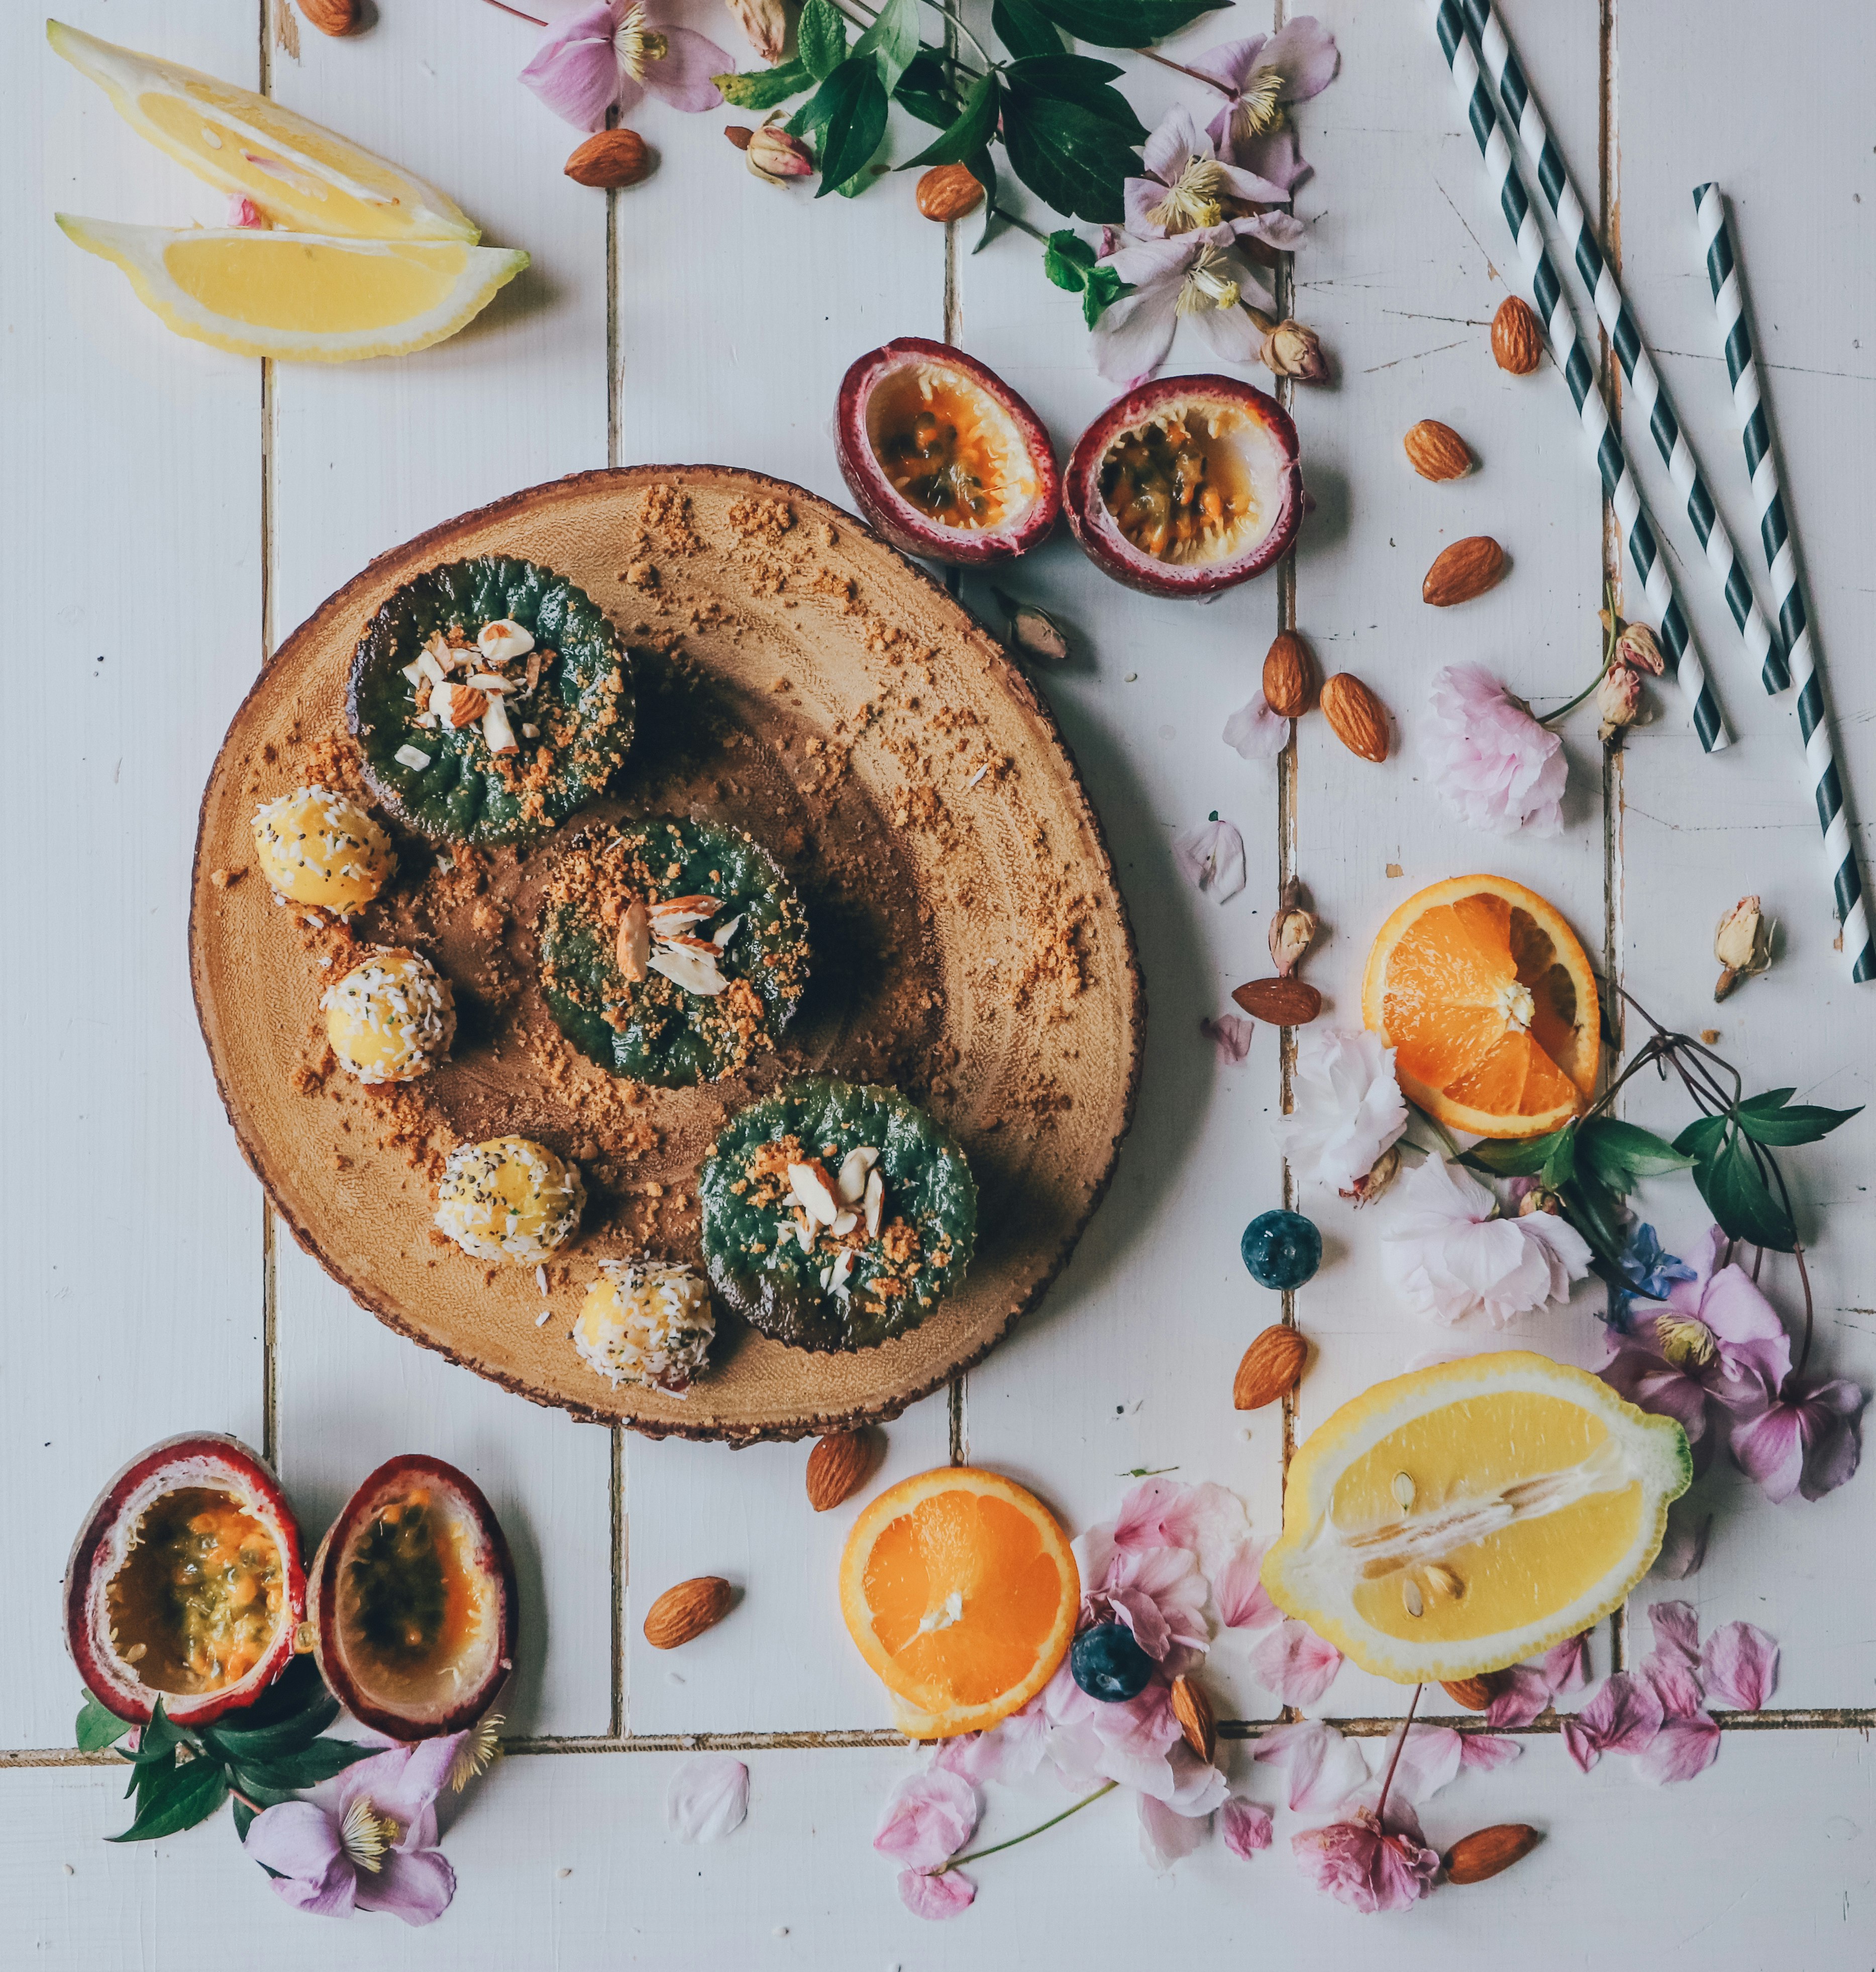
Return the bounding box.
[1362,874,1599,1140]
[839,1467,1079,1739]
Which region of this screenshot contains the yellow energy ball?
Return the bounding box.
[575,1260,715,1395]
[323,947,455,1084]
[435,1137,584,1265]
[250,785,392,915]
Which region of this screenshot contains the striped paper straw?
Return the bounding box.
[1424,0,1729,752]
[1464,0,1789,696]
[1695,184,1874,983]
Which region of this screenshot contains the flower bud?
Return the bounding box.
[1269,877,1317,977]
[1613,620,1666,676]
[1340,1144,1400,1208]
[1713,894,1771,999]
[997,596,1070,663]
[746,121,814,185]
[724,0,788,63]
[1595,662,1644,744]
[1259,319,1329,383]
[1516,1186,1562,1217]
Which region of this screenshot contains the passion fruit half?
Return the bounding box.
[308,1455,517,1740]
[834,337,1061,566]
[1066,377,1303,597]
[65,1434,305,1727]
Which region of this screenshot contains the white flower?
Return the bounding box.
[1274,1028,1408,1192]
[1380,1155,1591,1327]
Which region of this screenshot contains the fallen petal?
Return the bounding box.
[1251,1620,1343,1707]
[1138,1789,1209,1873]
[1701,1621,1780,1711]
[1637,1710,1721,1786]
[1220,1795,1274,1858]
[1457,1733,1523,1773]
[666,1755,749,1843]
[873,1769,978,1871]
[1201,1013,1256,1064]
[898,1867,976,1919]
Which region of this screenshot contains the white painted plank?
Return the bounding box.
[1,2,266,1750]
[265,0,617,1737]
[6,1726,1876,1968]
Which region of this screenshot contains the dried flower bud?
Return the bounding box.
[724,0,788,64]
[1259,319,1329,383]
[1340,1143,1401,1208]
[1002,599,1070,662]
[1713,895,1772,1000]
[1269,877,1317,977]
[746,120,814,185]
[1614,620,1666,676]
[1516,1185,1562,1217]
[1595,662,1644,744]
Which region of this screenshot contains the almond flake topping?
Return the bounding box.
[482,696,518,755]
[836,1146,879,1205]
[648,940,727,996]
[787,1159,840,1227]
[478,619,534,663]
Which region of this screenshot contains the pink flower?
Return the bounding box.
[1220,1796,1274,1858]
[873,1770,978,1870]
[1729,1372,1866,1503]
[666,1755,749,1842]
[1091,227,1269,385]
[1559,1672,1663,1774]
[1595,661,1645,743]
[1224,689,1289,760]
[1701,1621,1781,1710]
[519,0,729,132]
[1292,1803,1440,1915]
[1184,19,1340,189]
[1083,1544,1211,1672]
[1173,813,1246,902]
[1211,1540,1280,1631]
[226,194,264,228]
[1201,1013,1256,1065]
[1274,1026,1408,1194]
[1253,1719,1368,1812]
[1424,665,1567,838]
[1125,105,1299,244]
[1630,1630,1719,1785]
[1251,1619,1343,1706]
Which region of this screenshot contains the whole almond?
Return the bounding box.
[1403,418,1473,482]
[1440,1674,1503,1712]
[1262,630,1319,718]
[916,163,985,223]
[1234,1324,1307,1410]
[565,129,653,189]
[1491,295,1543,375]
[1170,1675,1217,1763]
[1231,976,1322,1026]
[643,1575,733,1650]
[1320,673,1391,761]
[1422,535,1506,607]
[1443,1823,1541,1885]
[805,1429,877,1511]
[297,0,358,34]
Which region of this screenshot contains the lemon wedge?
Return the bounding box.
[48,20,478,244]
[56,218,527,363]
[1262,1351,1691,1685]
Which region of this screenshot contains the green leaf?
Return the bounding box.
[125,1699,186,1769]
[969,148,1002,253]
[109,1753,228,1843]
[798,0,848,79]
[235,1739,375,1792]
[1043,227,1096,289]
[1000,83,1138,224]
[902,72,1000,168]
[1577,1116,1695,1194]
[1696,1134,1796,1252]
[994,0,1065,58]
[1461,1128,1571,1178]
[850,0,921,94]
[715,57,815,110]
[894,49,959,129]
[1027,0,1230,49]
[200,1676,340,1763]
[1734,1088,1862,1147]
[76,1693,132,1754]
[1003,55,1143,137]
[1080,263,1130,327]
[1673,1113,1729,1163]
[1560,1173,1627,1270]
[231,1796,258,1845]
[1540,1126,1577,1191]
[803,59,890,194]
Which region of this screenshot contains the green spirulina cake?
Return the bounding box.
[347,555,633,846]
[700,1077,977,1352]
[538,815,809,1087]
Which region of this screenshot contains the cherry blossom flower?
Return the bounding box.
[1730,1372,1867,1503]
[1173,812,1246,903]
[1220,1796,1274,1858]
[1224,689,1289,760]
[1292,1802,1440,1915]
[243,1736,463,1925]
[1251,1620,1343,1706]
[1183,20,1340,190]
[1090,226,1271,385]
[1124,106,1302,247]
[520,0,729,132]
[666,1754,749,1842]
[1201,1013,1256,1064]
[1273,1026,1408,1195]
[1380,1155,1591,1327]
[1424,665,1568,838]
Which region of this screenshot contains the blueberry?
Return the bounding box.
[1070,1621,1154,1703]
[1241,1209,1322,1290]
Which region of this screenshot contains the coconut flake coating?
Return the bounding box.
[250,785,393,915]
[435,1136,584,1264]
[323,947,456,1084]
[700,1077,976,1353]
[574,1260,715,1394]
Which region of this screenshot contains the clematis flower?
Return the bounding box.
[1124,106,1302,247]
[1090,226,1271,385]
[520,0,729,132]
[243,1736,463,1925]
[1424,665,1568,838]
[1220,1796,1274,1858]
[666,1755,749,1842]
[1274,1026,1408,1195]
[1729,1372,1866,1503]
[1173,812,1246,903]
[1224,689,1289,759]
[1183,20,1341,190]
[1201,1013,1256,1065]
[1250,1620,1343,1706]
[1607,1221,1697,1329]
[1293,1802,1440,1915]
[1559,1671,1663,1774]
[1380,1155,1591,1327]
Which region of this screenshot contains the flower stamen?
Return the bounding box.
[1234,65,1286,139]
[1653,1314,1718,1370]
[1148,158,1228,235]
[612,5,665,80]
[339,1798,393,1875]
[1177,244,1241,315]
[451,1712,505,1793]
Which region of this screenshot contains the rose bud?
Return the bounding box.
[1595,662,1644,744]
[747,122,814,185]
[1340,1144,1400,1208]
[1614,620,1666,676]
[1259,319,1329,383]
[1714,894,1772,1000]
[1516,1185,1563,1217]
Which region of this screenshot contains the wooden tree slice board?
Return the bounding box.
[191,467,1142,1442]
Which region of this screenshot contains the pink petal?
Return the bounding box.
[641,25,733,113]
[1458,1733,1523,1773]
[1110,1477,1191,1552]
[1540,1631,1592,1696]
[872,1769,977,1870]
[1251,1620,1342,1707]
[1254,1719,1368,1813]
[932,1702,1050,1786]
[1652,1504,1712,1580]
[1645,1601,1703,1677]
[1221,1796,1274,1858]
[1223,689,1289,761]
[1261,16,1340,101]
[1140,104,1205,185]
[353,1846,455,1926]
[1212,1542,1279,1631]
[666,1755,750,1843]
[1201,1013,1256,1065]
[1728,1398,1806,1501]
[1173,816,1246,903]
[1138,1791,1208,1873]
[226,194,264,228]
[1701,1622,1780,1711]
[1636,1710,1721,1786]
[1381,1724,1462,1806]
[1185,34,1268,94]
[517,0,620,132]
[1484,1666,1552,1729]
[1575,1671,1665,1762]
[898,1868,976,1919]
[1641,1657,1706,1722]
[1230,127,1306,191]
[1559,1717,1601,1775]
[268,1866,359,1919]
[243,1800,342,1883]
[1165,1741,1230,1818]
[1292,1807,1438,1915]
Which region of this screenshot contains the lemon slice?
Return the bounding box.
[48,20,477,244]
[1262,1352,1690,1684]
[56,218,527,364]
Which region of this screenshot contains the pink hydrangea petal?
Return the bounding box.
[1637,1710,1721,1786]
[1221,1796,1274,1858]
[1458,1732,1523,1773]
[898,1867,976,1919]
[1701,1621,1780,1711]
[1251,1620,1342,1707]
[1212,1542,1279,1631]
[641,25,732,112]
[1484,1665,1552,1729]
[872,1769,977,1870]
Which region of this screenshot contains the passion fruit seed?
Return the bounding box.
[1100,417,1247,561]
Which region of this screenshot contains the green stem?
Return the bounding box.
[1536,665,1609,728]
[995,204,1049,243]
[921,0,997,70]
[936,1782,1117,1872]
[1412,1105,1466,1162]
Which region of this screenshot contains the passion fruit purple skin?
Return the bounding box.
[1065,375,1304,599]
[64,1433,306,1728]
[309,1454,517,1741]
[833,336,1062,567]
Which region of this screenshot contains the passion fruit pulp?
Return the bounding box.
[1066,376,1303,597]
[835,338,1061,566]
[309,1455,516,1740]
[65,1434,305,1727]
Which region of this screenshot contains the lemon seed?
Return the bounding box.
[1425,1564,1464,1601]
[1403,1579,1424,1618]
[1392,1471,1416,1510]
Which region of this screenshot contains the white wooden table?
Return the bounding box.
[6,1,1875,1963]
